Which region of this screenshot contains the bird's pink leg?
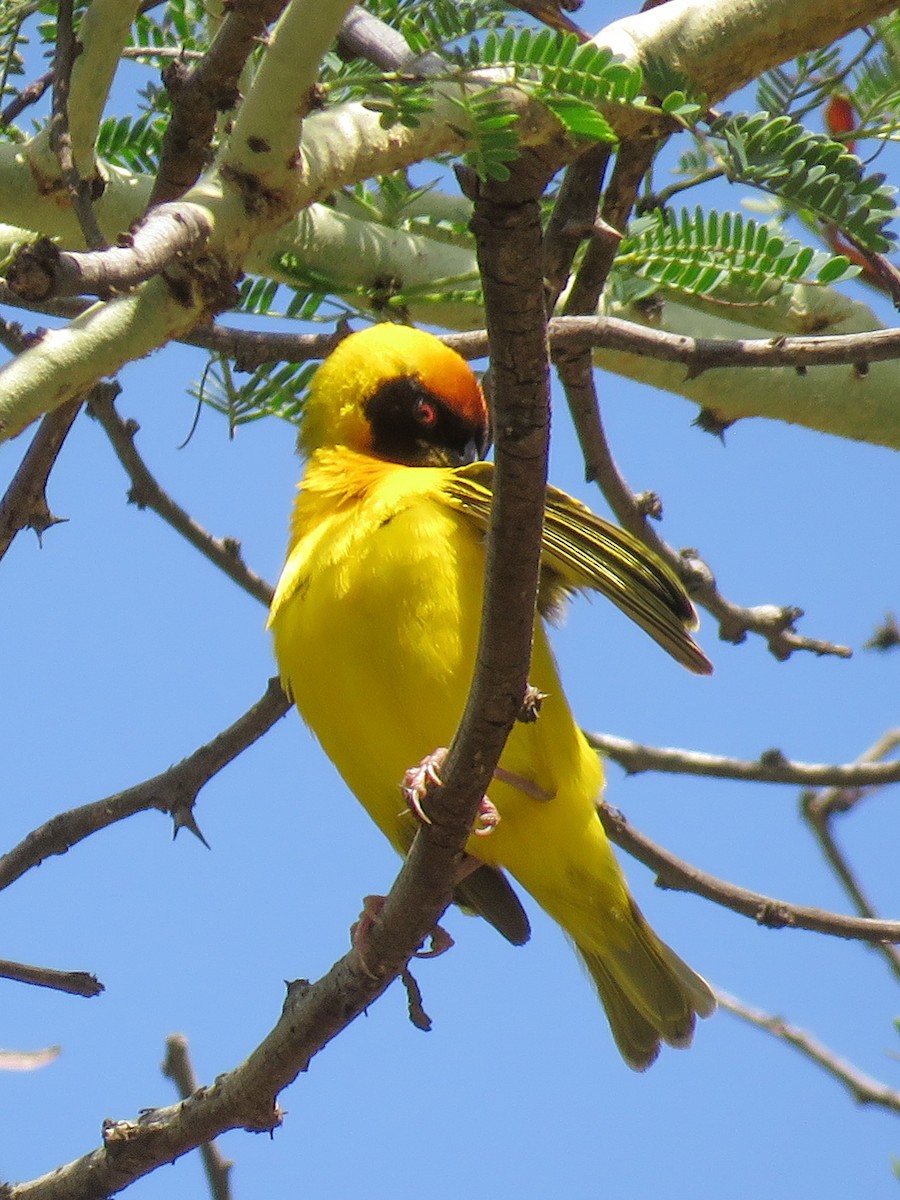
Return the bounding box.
[402,747,501,836]
[351,894,455,979]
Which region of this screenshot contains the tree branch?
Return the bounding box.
[0,679,290,895]
[801,731,900,983]
[0,395,82,560]
[542,143,612,311]
[562,137,658,317]
[415,152,555,835]
[586,730,900,787]
[48,0,106,252]
[716,988,900,1115]
[162,1035,233,1200]
[555,340,851,659]
[598,802,900,944]
[0,959,104,998]
[7,206,213,302]
[88,390,274,606]
[2,150,558,1200]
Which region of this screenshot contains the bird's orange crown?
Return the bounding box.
[299,324,490,466]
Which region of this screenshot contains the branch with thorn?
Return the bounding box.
[598,802,900,944]
[585,731,900,787]
[555,348,850,660]
[0,679,290,895]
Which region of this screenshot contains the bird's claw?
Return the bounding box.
[473,795,501,836]
[401,747,449,825]
[414,924,455,958]
[350,893,454,977]
[402,747,502,836]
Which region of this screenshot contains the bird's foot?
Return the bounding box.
[472,795,501,836]
[351,893,386,978]
[401,747,448,825]
[401,747,502,836]
[517,684,548,723]
[351,893,455,979]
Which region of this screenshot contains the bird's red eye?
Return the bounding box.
[415,399,437,426]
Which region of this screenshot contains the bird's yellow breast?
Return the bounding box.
[269,446,603,873]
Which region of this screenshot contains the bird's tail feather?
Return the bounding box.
[575,898,716,1071]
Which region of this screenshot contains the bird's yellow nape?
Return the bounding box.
[299,324,488,461]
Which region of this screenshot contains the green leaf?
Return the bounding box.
[542,96,617,142]
[616,206,856,300]
[710,110,897,252]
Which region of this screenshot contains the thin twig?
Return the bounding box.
[88,390,274,607]
[562,137,660,318]
[542,143,612,311]
[716,988,900,1115]
[0,958,104,998]
[0,396,82,559]
[50,0,106,251]
[162,1035,233,1200]
[585,731,900,788]
[0,317,115,560]
[0,69,53,127]
[556,350,851,660]
[801,731,900,983]
[454,316,900,372]
[598,802,900,944]
[0,679,290,894]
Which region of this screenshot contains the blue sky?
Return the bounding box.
[2,2,899,1196]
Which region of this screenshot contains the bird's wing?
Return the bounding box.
[443,461,713,676]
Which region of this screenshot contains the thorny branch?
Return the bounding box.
[598,803,900,944]
[0,319,110,562]
[585,732,900,788]
[1,148,559,1200]
[555,350,851,660]
[0,679,290,895]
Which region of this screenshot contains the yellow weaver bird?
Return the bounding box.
[269,323,716,1070]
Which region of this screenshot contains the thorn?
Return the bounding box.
[172,806,210,848]
[692,407,734,441]
[31,509,68,544]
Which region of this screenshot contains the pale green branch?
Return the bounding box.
[222,0,357,190]
[27,0,143,201]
